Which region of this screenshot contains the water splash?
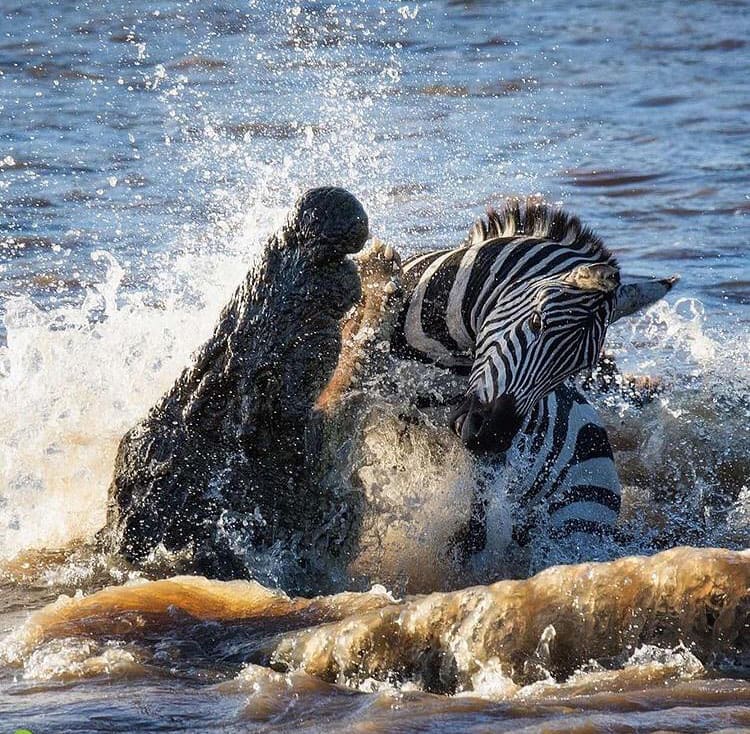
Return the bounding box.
[0,247,255,558]
[4,548,746,693]
[599,299,750,550]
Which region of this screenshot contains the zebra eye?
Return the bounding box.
[529,311,543,333]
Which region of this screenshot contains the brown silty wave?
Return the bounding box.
[5,547,748,693]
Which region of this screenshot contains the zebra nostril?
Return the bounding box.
[449,394,478,439]
[449,393,523,452]
[459,410,487,445]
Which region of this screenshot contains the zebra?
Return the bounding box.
[387,198,676,560]
[512,383,621,546]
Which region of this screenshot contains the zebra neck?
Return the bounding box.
[393,248,476,371]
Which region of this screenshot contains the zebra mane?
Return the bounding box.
[465,197,616,266]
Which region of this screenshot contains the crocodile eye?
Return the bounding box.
[529,311,543,333]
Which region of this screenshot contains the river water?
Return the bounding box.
[1,1,749,731]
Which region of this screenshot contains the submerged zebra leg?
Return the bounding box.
[508,383,621,570]
[103,188,369,579]
[316,238,403,414]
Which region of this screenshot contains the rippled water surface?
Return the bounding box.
[1,0,749,731]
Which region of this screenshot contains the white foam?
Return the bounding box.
[0,247,257,559]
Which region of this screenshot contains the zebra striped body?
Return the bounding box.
[463,381,622,574]
[451,381,622,563]
[390,200,623,551]
[511,382,620,544]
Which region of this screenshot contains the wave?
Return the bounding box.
[3,547,747,696]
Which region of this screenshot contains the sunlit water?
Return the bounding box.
[0,1,748,731]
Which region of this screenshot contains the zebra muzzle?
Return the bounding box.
[449,393,524,453]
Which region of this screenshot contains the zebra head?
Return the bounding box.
[451,260,619,451]
[396,198,677,453]
[449,200,622,452]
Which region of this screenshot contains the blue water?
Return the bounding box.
[1,0,749,325]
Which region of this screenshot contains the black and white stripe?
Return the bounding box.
[390,199,622,547]
[392,199,618,421]
[511,383,620,545]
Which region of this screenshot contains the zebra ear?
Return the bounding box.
[564,263,620,292]
[610,275,679,323]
